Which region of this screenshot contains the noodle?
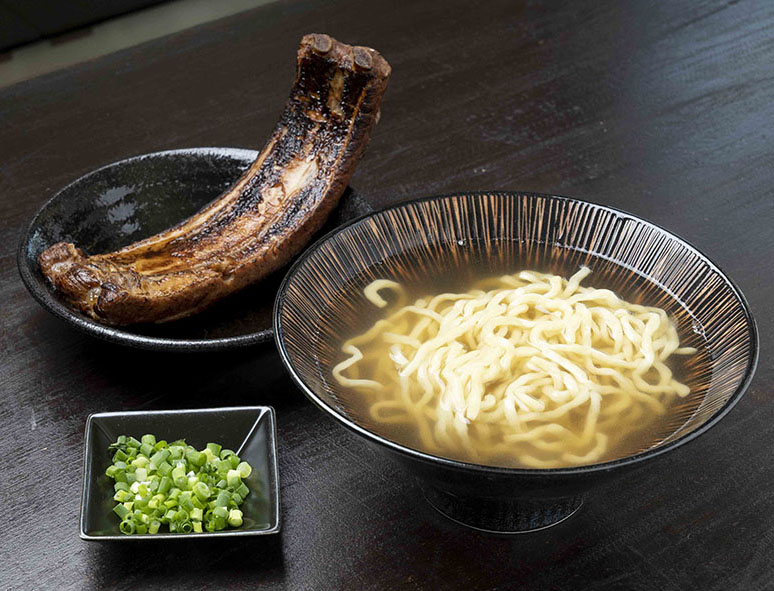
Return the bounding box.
[332,267,696,468]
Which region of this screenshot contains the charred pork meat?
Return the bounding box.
[39,34,390,325]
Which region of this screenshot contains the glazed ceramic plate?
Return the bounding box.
[80,407,280,540]
[17,147,372,351]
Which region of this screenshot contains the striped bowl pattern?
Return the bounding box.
[275,192,757,472]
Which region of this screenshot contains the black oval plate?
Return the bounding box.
[18,147,372,352]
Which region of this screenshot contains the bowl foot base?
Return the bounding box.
[421,485,584,534]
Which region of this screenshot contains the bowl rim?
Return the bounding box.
[16,147,271,352]
[79,405,281,540]
[273,190,759,477]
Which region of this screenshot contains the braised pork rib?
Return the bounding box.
[39,34,390,325]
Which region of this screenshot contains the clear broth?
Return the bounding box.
[323,240,712,469]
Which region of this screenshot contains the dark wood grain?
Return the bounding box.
[1,0,773,589]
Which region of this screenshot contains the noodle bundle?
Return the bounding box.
[332,267,695,468]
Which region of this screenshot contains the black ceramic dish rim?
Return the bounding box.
[16,147,274,353]
[273,190,760,478]
[79,406,281,540]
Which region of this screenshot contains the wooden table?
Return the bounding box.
[2,1,772,589]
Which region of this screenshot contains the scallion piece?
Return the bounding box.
[226,469,241,488]
[215,490,231,507]
[158,476,172,495]
[119,519,136,535]
[186,450,205,467]
[113,504,131,520]
[193,481,210,501]
[228,509,243,528]
[237,462,252,479]
[114,490,131,502]
[149,449,169,467]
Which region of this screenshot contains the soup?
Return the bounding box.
[328,245,710,469]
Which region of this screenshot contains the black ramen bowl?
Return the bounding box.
[274,192,758,533]
[17,147,372,352]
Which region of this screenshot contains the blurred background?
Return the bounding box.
[0,0,272,88]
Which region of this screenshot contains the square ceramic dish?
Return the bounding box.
[80,406,280,540]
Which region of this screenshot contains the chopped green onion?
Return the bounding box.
[105,434,254,535]
[158,476,172,495]
[186,450,205,467]
[114,490,131,502]
[168,445,185,460]
[113,504,131,520]
[119,520,136,535]
[149,449,169,467]
[226,469,241,488]
[228,509,243,528]
[237,462,252,478]
[193,481,210,501]
[215,490,231,507]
